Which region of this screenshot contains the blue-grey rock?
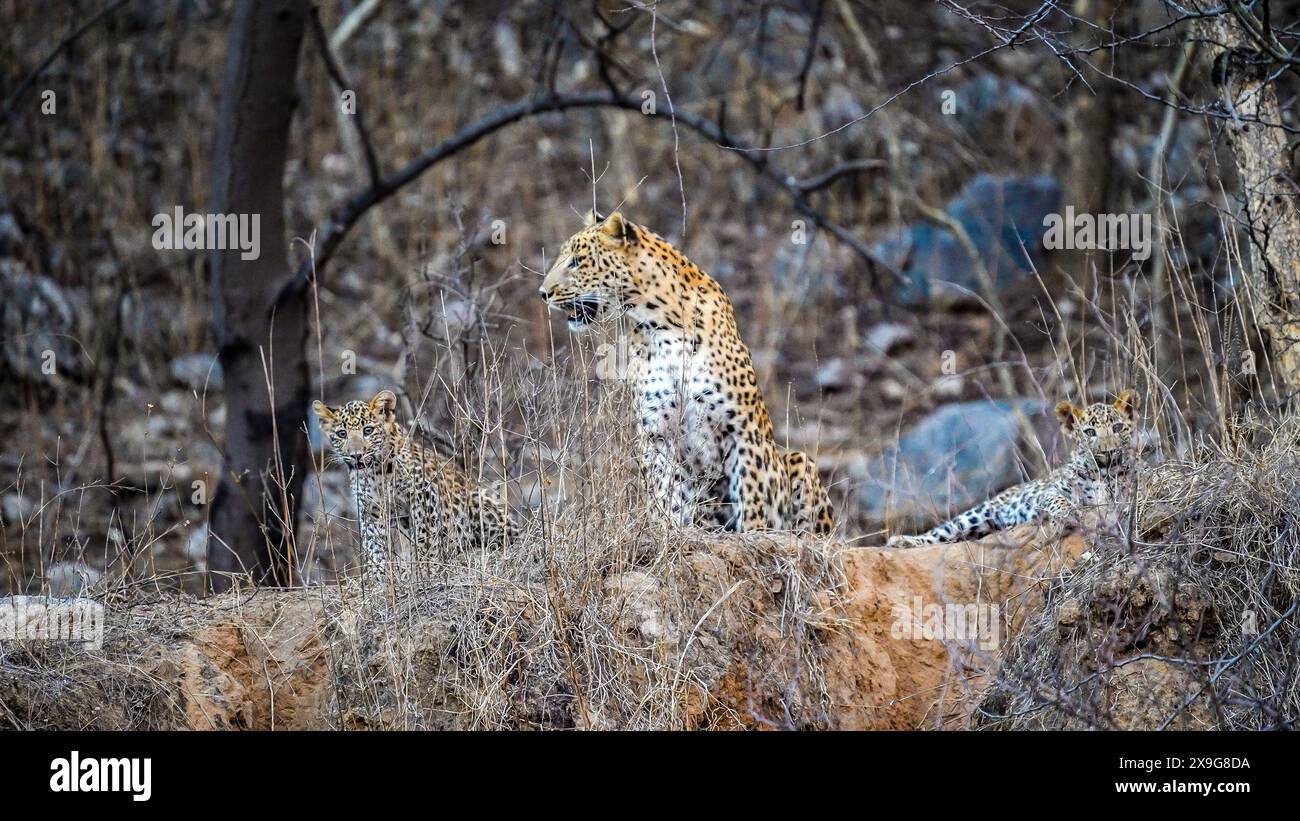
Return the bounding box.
[0,214,23,254]
[307,408,324,452]
[1,492,35,524]
[876,174,1061,304]
[856,398,1050,527]
[947,75,1038,142]
[0,266,87,381]
[169,353,223,393]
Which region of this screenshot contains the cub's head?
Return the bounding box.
[540,211,642,331]
[1054,390,1138,467]
[311,390,400,468]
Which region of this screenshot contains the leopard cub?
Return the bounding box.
[313,390,515,579]
[887,390,1138,548]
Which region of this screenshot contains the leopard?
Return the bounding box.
[539,211,834,536]
[312,389,515,579]
[886,390,1139,548]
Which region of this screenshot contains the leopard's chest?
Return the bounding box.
[348,455,441,512]
[636,335,738,467]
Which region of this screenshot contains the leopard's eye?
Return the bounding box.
[362,425,376,436]
[1112,422,1125,433]
[1083,427,1096,437]
[333,428,346,439]
[568,256,580,269]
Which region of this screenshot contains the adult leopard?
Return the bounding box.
[540,211,834,535]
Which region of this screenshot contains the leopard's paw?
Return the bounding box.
[886,534,924,549]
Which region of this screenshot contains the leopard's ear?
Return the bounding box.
[1113,389,1139,419]
[311,400,335,422]
[368,390,398,421]
[1054,401,1083,430]
[597,211,635,246]
[582,209,604,228]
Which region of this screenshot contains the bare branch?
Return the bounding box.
[274,91,902,311]
[0,0,131,129]
[308,5,382,188]
[791,158,886,194]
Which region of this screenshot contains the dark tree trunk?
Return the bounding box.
[206,0,310,591]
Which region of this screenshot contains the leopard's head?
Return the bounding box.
[540,211,643,331]
[1054,390,1138,469]
[312,389,400,469]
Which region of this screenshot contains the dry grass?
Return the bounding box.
[1,297,847,730]
[305,303,846,729]
[978,414,1300,729]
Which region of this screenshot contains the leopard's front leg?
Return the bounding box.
[1036,492,1077,542]
[351,472,399,581]
[356,499,393,581]
[645,435,696,527]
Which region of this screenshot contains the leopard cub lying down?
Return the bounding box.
[886,390,1138,548]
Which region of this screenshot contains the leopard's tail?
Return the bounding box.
[886,501,998,548]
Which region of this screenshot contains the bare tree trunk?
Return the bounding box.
[1199,12,1300,401]
[207,0,310,590]
[1058,0,1119,294]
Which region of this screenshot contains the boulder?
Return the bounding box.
[168,353,224,393]
[853,398,1050,531]
[876,174,1061,305]
[0,267,88,382]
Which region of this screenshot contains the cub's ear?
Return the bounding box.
[582,209,605,228]
[369,389,398,420]
[1054,401,1083,430]
[1113,389,1139,419]
[311,400,335,421]
[597,211,635,246]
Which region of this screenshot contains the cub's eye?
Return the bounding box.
[1083,427,1096,437]
[333,428,346,439]
[568,257,580,269]
[1112,422,1125,433]
[362,425,376,435]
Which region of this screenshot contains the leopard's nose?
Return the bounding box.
[538,286,549,301]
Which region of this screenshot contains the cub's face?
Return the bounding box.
[540,211,640,331]
[1055,390,1138,468]
[312,390,399,468]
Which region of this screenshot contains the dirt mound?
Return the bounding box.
[978,549,1220,730]
[828,530,1086,728]
[0,530,1085,730]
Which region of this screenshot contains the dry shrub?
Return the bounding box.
[323,531,841,730]
[979,412,1300,730]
